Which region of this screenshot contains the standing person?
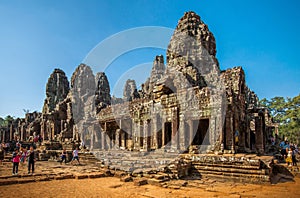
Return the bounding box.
[71,147,80,165]
[0,147,4,165]
[60,148,67,165]
[286,148,293,167]
[16,141,21,151]
[292,147,298,166]
[12,148,21,175]
[27,146,36,174]
[20,147,27,166]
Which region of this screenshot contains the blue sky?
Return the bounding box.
[0,0,299,118]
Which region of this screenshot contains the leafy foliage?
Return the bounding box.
[0,115,14,127]
[260,94,300,144]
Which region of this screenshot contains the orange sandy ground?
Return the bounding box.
[0,161,299,198]
[0,175,299,198]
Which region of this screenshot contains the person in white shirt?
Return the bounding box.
[71,147,80,165]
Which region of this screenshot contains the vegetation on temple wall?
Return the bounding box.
[0,115,14,127]
[260,94,300,144]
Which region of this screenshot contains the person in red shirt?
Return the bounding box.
[12,148,21,175]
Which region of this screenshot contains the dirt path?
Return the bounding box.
[0,161,299,198]
[0,176,299,198]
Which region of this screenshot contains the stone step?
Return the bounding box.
[195,172,270,183]
[192,165,268,175]
[191,162,261,170]
[200,170,269,181]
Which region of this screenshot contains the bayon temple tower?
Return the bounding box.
[1,11,276,155]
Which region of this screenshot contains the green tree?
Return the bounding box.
[0,115,14,127]
[260,94,300,144]
[0,117,5,127]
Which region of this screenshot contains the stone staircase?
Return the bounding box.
[2,149,294,184]
[92,149,189,184]
[183,154,273,183]
[93,150,181,171]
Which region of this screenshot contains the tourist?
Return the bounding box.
[286,147,293,167]
[0,146,4,165]
[27,146,36,174]
[280,140,289,160]
[60,148,67,165]
[33,136,38,143]
[292,147,298,167]
[4,142,9,154]
[80,140,85,150]
[20,147,27,166]
[16,141,21,151]
[71,147,80,165]
[12,148,21,175]
[38,134,43,143]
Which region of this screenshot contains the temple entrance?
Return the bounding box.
[192,119,209,145]
[164,122,172,145]
[184,122,190,148]
[250,131,256,150]
[157,129,162,148]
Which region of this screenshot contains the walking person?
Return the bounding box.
[27,146,36,174]
[60,148,67,165]
[71,147,80,165]
[12,148,21,175]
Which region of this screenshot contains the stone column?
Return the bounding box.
[143,120,150,151]
[115,129,121,149]
[20,125,24,141]
[152,116,158,149]
[179,114,186,151]
[133,121,141,150]
[9,124,13,141]
[101,131,105,150]
[188,120,194,147]
[171,113,179,150]
[225,113,233,151]
[162,118,166,147]
[230,116,235,153]
[101,122,107,150]
[255,116,264,154]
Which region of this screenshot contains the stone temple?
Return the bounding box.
[1,11,277,155]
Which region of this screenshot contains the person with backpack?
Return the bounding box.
[27,146,36,174]
[12,148,21,175]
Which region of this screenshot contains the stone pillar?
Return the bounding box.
[152,116,158,149]
[143,120,150,151]
[162,118,166,147]
[90,126,94,150]
[188,120,194,147]
[230,116,235,153]
[179,114,186,151]
[101,131,106,150]
[20,125,24,141]
[133,121,141,150]
[255,116,264,154]
[115,129,121,148]
[225,113,234,151]
[119,120,127,148]
[9,124,13,141]
[171,113,179,150]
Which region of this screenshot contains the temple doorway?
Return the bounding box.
[164,122,172,145]
[192,119,209,145]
